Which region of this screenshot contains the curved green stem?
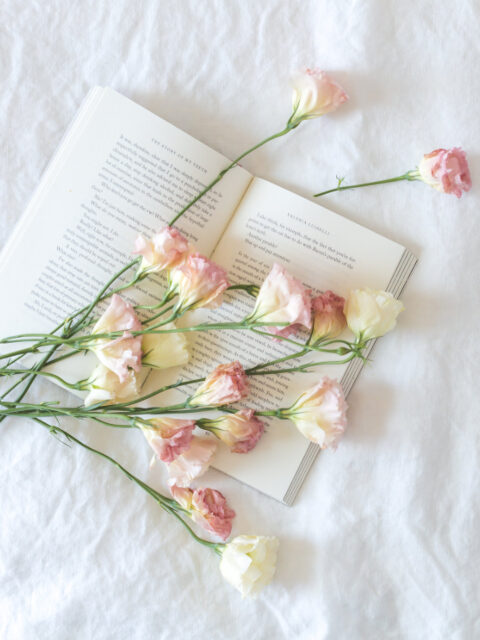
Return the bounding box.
[169,124,295,226]
[313,171,419,197]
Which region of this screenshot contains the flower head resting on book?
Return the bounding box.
[189,361,249,407]
[290,68,348,126]
[344,288,404,343]
[84,363,139,406]
[309,290,346,345]
[90,294,142,382]
[284,377,347,448]
[166,435,217,487]
[219,535,280,598]
[198,409,265,453]
[140,418,195,463]
[141,321,189,369]
[246,263,312,338]
[134,226,190,274]
[171,485,236,541]
[417,147,471,198]
[168,253,229,312]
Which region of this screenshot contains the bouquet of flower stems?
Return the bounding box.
[0,69,470,597]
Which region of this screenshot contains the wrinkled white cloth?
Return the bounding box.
[1,1,479,638]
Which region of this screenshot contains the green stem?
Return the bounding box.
[169,125,295,226]
[313,171,419,197]
[31,417,218,550]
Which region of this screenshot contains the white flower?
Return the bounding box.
[84,364,139,406]
[142,322,189,369]
[344,288,404,341]
[219,535,279,597]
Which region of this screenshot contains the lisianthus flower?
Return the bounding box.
[90,294,142,382]
[200,409,265,453]
[166,436,217,487]
[285,377,347,448]
[84,364,139,406]
[140,418,195,463]
[344,288,404,342]
[290,68,348,126]
[219,535,279,598]
[141,321,189,369]
[309,290,346,344]
[168,253,229,312]
[134,226,190,274]
[246,263,312,338]
[189,362,249,407]
[171,485,235,541]
[417,147,471,198]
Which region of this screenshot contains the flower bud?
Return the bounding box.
[309,290,346,344]
[200,409,265,453]
[171,485,235,541]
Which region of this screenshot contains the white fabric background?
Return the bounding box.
[1,1,479,638]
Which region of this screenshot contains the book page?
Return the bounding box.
[0,88,252,381]
[168,178,406,501]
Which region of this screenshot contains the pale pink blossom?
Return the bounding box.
[286,377,347,448]
[248,263,312,338]
[134,226,190,273]
[309,291,346,344]
[291,69,348,124]
[167,436,217,487]
[418,147,471,198]
[201,409,265,453]
[140,418,195,463]
[189,362,249,407]
[171,485,236,541]
[169,253,229,311]
[90,294,142,382]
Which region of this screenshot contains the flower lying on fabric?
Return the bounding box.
[290,68,348,126]
[90,294,142,382]
[168,253,229,312]
[417,147,471,198]
[134,226,190,274]
[84,364,139,406]
[141,321,189,369]
[166,436,217,487]
[140,418,195,463]
[199,409,265,453]
[285,377,347,448]
[344,288,404,342]
[247,263,312,338]
[171,485,235,541]
[219,535,279,598]
[309,290,346,345]
[189,362,249,407]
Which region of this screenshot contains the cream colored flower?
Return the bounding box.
[84,364,139,406]
[344,288,404,342]
[219,535,279,598]
[142,322,189,369]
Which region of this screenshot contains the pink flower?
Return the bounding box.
[189,362,249,407]
[169,253,229,312]
[140,418,195,463]
[285,377,347,448]
[90,294,142,382]
[309,291,346,344]
[418,147,471,198]
[247,263,312,338]
[134,226,190,273]
[167,436,217,487]
[171,485,236,541]
[291,69,348,124]
[200,409,265,453]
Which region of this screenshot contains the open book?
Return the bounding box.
[0,87,417,505]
